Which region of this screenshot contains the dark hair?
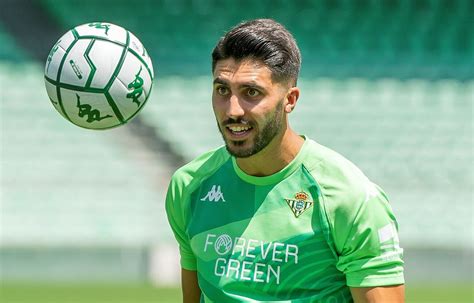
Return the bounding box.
[212,19,301,85]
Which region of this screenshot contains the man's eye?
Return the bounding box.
[216,86,229,96]
[247,88,260,97]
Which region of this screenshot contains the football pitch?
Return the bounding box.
[0,283,472,303]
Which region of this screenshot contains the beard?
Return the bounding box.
[216,101,284,158]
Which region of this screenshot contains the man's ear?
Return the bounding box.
[285,87,300,113]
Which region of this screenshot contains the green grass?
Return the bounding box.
[0,283,181,303]
[0,283,472,302]
[405,284,473,303]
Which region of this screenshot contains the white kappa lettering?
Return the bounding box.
[201,185,226,202]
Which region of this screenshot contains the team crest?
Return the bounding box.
[285,191,313,218]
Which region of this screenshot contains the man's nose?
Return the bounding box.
[226,95,245,119]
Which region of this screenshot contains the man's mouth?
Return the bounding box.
[225,124,253,138]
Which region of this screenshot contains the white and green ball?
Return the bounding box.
[44,22,154,129]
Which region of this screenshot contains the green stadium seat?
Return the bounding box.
[37,0,473,79]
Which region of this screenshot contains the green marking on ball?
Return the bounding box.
[69,59,83,79]
[104,92,125,123]
[48,96,58,105]
[71,28,79,39]
[88,22,110,35]
[46,39,61,73]
[105,30,130,91]
[127,47,153,80]
[126,66,144,106]
[44,76,104,93]
[78,36,126,48]
[55,34,80,122]
[76,94,112,123]
[84,39,97,88]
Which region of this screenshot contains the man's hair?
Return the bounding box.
[212,19,301,85]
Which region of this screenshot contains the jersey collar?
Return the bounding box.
[231,136,309,186]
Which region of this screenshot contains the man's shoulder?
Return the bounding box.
[303,139,375,205]
[303,139,367,179]
[170,145,231,187]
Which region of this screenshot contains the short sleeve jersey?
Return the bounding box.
[166,138,404,302]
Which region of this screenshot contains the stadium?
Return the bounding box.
[0,0,472,302]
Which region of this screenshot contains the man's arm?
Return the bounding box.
[350,285,405,303]
[181,268,201,303]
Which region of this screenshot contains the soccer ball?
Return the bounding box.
[44,22,154,129]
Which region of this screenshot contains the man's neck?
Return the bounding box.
[235,129,305,177]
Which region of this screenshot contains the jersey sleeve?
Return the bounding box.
[165,174,197,271]
[329,183,405,287]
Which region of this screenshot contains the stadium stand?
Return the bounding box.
[39,0,473,79]
[0,63,174,247]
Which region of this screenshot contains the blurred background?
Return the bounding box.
[0,0,472,302]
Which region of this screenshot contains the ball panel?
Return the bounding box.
[44,80,67,119]
[59,39,93,87]
[111,55,152,121]
[75,22,127,45]
[89,40,124,89]
[128,31,154,79]
[60,89,121,129]
[109,79,151,124]
[45,47,66,82]
[44,30,76,80]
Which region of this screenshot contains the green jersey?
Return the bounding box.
[166,138,404,302]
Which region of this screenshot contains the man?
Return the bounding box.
[166,19,404,302]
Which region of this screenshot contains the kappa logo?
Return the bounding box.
[200,185,226,202]
[76,94,112,123]
[126,66,144,106]
[88,22,110,35]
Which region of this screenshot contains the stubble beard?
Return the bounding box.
[217,102,284,158]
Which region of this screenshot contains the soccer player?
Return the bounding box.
[166,19,404,302]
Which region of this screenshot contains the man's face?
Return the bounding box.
[212,58,289,158]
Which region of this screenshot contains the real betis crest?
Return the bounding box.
[285,191,313,218]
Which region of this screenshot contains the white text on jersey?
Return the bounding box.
[201,185,226,202]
